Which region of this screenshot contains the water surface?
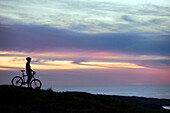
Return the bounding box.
[43,84,170,99]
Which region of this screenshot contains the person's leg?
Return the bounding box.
[27,75,32,88]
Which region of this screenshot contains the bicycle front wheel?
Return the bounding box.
[11,76,23,87]
[30,79,42,89]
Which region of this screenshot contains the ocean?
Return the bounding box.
[43,84,170,99]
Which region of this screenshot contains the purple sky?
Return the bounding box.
[0,0,170,86]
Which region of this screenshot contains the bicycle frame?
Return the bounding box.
[21,70,27,84]
[20,70,35,84]
[12,70,42,89]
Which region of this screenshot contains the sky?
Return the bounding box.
[0,0,170,86]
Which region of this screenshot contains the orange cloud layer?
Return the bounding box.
[0,55,148,70]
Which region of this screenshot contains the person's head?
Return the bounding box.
[26,57,31,62]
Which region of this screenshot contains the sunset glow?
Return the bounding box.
[81,61,146,69]
[0,0,170,85]
[0,52,149,70]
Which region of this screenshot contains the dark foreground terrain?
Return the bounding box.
[0,85,170,113]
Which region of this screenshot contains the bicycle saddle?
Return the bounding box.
[21,70,25,72]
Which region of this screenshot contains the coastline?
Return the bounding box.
[43,84,170,99]
[0,85,170,113]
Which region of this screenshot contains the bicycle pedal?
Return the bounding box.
[23,82,26,85]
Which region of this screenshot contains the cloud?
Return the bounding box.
[0,0,170,33]
[72,60,87,65]
[0,24,170,56]
[136,59,170,69]
[0,55,149,71]
[122,16,136,23]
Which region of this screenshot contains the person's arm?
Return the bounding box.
[31,69,36,74]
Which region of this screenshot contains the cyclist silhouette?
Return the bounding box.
[26,57,36,88]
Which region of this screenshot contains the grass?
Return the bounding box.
[0,85,170,113]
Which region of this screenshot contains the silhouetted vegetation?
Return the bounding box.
[0,85,170,113]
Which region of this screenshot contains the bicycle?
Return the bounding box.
[12,70,42,89]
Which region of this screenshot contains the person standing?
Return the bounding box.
[26,57,36,88]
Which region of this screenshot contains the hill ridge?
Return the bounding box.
[0,85,170,113]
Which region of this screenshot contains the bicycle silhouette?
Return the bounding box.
[12,70,42,89]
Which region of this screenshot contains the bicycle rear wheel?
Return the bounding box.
[11,76,23,87]
[30,79,42,89]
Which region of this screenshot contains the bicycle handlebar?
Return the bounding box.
[20,70,36,76]
[21,70,25,72]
